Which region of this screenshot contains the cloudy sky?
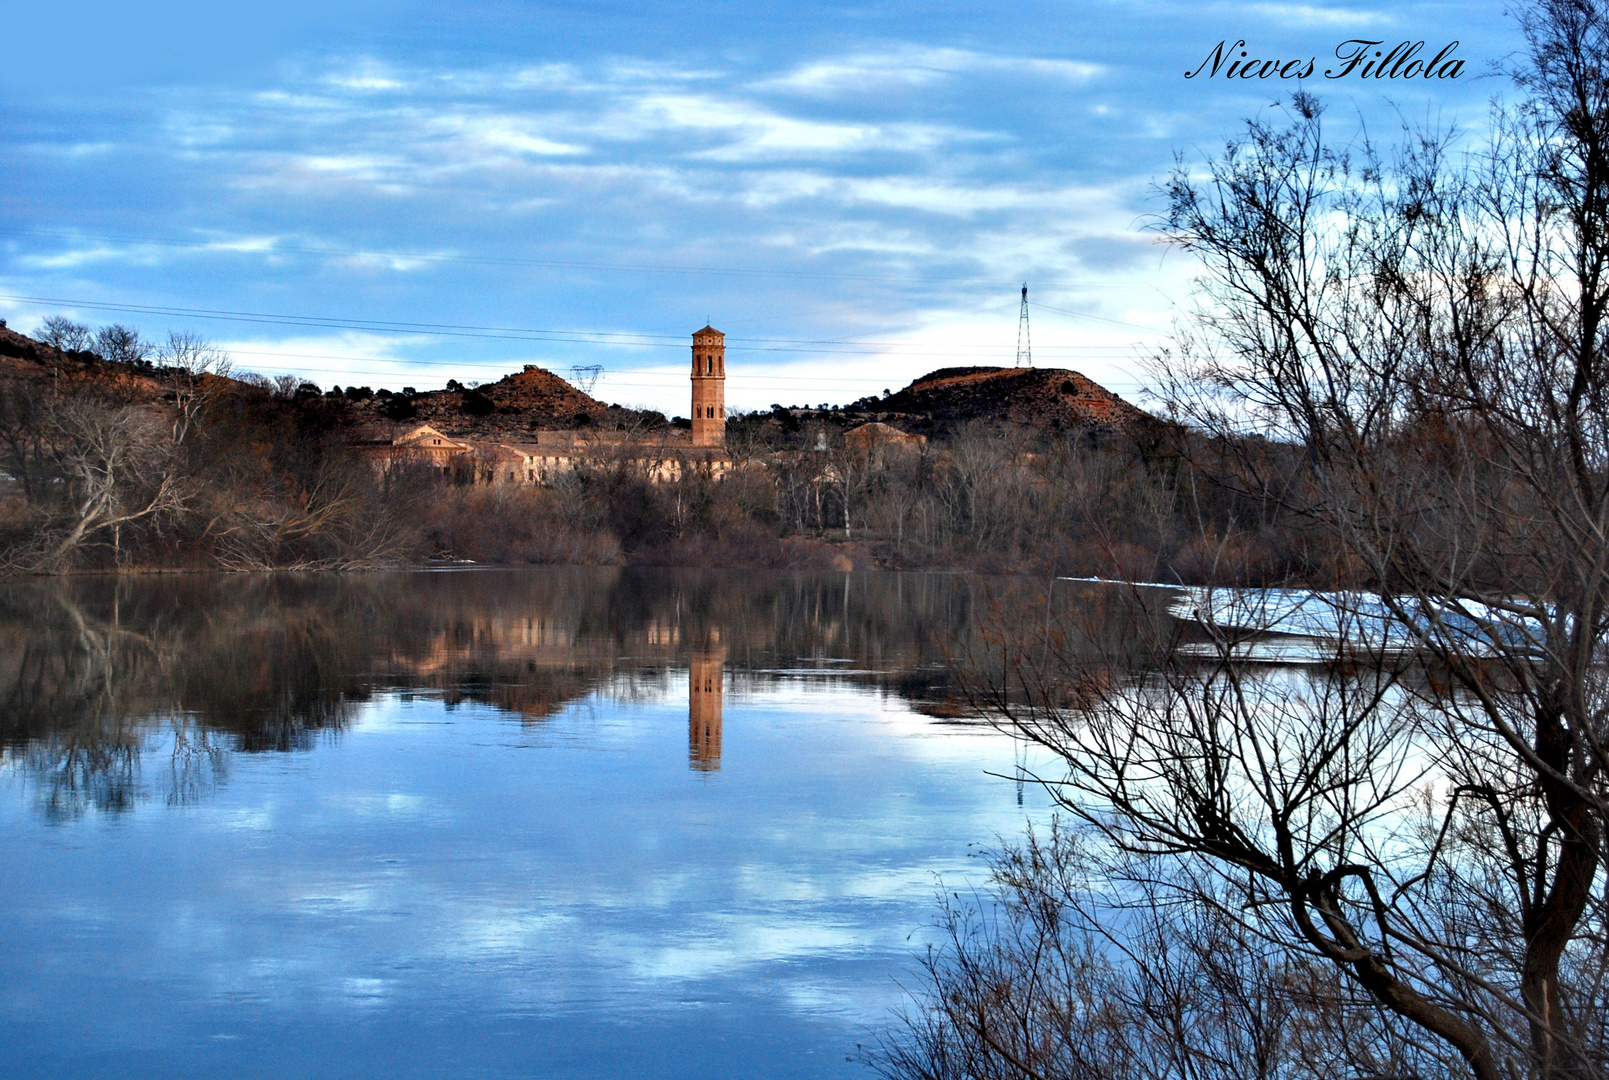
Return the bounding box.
[0,1,1518,416]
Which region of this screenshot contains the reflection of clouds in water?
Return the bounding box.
[337,977,393,1009]
[615,920,864,984]
[118,687,1041,1027]
[0,569,1080,1073]
[290,885,383,915]
[783,981,885,1020]
[1,604,1057,1080]
[218,807,275,831]
[325,791,441,821]
[448,909,578,956]
[736,860,960,905]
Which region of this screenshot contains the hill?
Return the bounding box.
[874,366,1145,434]
[0,323,170,403]
[380,364,643,440]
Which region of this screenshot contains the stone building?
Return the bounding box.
[370,424,473,473]
[364,325,733,484]
[843,421,926,451]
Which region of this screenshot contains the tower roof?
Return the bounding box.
[693,325,724,337]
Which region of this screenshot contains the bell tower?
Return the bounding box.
[691,325,726,448]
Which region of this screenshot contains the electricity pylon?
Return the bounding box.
[1015,283,1032,367]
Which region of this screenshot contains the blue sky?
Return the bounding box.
[0,1,1518,415]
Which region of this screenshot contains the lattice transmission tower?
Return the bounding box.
[1015,283,1032,367]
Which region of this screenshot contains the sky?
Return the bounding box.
[0,1,1522,417]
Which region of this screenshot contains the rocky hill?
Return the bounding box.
[0,324,45,367]
[0,323,169,402]
[378,364,646,440]
[876,366,1145,433]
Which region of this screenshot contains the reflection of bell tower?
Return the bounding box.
[691,325,726,448]
[688,647,725,771]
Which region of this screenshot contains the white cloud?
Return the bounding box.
[1229,2,1394,27]
[754,45,1103,96]
[424,114,587,158]
[16,244,149,271]
[324,60,408,92]
[217,332,503,391]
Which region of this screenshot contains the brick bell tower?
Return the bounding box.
[690,325,726,448]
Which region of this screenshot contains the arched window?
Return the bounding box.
[706,357,713,374]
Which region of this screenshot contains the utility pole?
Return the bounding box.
[1015,283,1032,367]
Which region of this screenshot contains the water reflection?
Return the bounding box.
[0,567,1192,1080]
[689,645,726,771]
[0,569,971,814]
[0,568,1187,816]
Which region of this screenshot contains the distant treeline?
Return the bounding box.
[0,317,1320,582]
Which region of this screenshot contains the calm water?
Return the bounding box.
[0,568,1072,1079]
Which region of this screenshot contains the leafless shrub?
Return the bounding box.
[873,823,1440,1080]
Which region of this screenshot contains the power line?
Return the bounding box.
[0,292,1167,354]
[224,350,1146,379]
[238,366,1149,399]
[1032,299,1156,332]
[0,292,685,346]
[0,226,1155,290]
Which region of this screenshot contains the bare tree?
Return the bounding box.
[881,4,1609,1080]
[39,390,187,563]
[38,316,92,353]
[873,824,1441,1080]
[155,330,231,444]
[1136,11,1609,1067]
[827,436,879,540]
[93,324,146,365]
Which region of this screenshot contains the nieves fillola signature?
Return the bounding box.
[1185,39,1465,80]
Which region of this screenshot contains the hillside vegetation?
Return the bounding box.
[0,319,1308,580]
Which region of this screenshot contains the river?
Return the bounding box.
[0,567,1091,1079]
